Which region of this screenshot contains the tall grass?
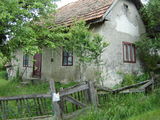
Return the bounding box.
[0,69,78,97]
[75,90,160,120]
[129,109,160,120]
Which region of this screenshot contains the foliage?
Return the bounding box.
[136,0,160,72]
[75,89,160,120]
[24,20,107,63]
[116,72,150,87]
[0,0,55,53]
[0,0,107,64]
[141,0,160,29]
[0,52,8,69]
[135,35,160,72]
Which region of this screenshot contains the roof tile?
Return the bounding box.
[55,0,115,25]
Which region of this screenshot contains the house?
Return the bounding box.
[10,0,146,87]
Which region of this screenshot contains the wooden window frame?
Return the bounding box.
[62,50,73,66]
[123,41,136,63]
[23,54,29,67]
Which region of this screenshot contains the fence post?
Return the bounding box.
[49,79,62,120]
[150,72,155,91]
[88,80,97,107]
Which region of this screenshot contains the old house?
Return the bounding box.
[10,0,146,87]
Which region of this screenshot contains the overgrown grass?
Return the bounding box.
[129,109,160,120]
[75,89,160,120]
[0,70,77,97]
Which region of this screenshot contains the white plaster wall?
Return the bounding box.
[11,48,81,83]
[90,0,146,87]
[41,48,81,83]
[11,50,33,80]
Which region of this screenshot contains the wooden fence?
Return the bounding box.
[0,77,157,120]
[51,80,97,120]
[97,79,155,104]
[0,94,52,120]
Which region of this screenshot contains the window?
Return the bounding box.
[123,42,136,63]
[62,50,73,66]
[23,54,29,67]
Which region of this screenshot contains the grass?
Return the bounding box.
[0,70,77,97]
[75,89,160,120]
[129,109,160,120]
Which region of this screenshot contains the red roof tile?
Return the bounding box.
[55,0,115,25]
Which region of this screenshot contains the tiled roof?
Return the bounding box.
[55,0,115,25]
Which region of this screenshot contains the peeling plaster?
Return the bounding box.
[115,15,139,36]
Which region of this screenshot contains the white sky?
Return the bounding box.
[56,0,150,8]
[56,0,78,8]
[141,0,149,4]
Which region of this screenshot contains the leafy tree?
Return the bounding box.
[141,0,160,29]
[0,0,55,65]
[0,0,107,68]
[136,0,160,72]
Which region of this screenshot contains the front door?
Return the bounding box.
[33,53,42,77]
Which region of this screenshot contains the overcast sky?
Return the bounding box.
[56,0,78,8]
[56,0,149,8]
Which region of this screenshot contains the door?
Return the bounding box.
[33,53,42,77]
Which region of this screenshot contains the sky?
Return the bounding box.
[56,0,150,8]
[141,0,149,4]
[56,0,78,8]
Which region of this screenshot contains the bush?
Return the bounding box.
[117,72,150,87]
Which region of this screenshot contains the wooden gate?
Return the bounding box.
[50,81,97,120]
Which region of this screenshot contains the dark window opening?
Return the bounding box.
[62,50,73,66]
[23,54,29,67]
[123,42,136,63]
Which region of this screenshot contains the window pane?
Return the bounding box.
[23,54,29,67]
[128,45,131,62]
[123,42,136,63]
[124,44,127,61]
[131,45,135,62]
[63,57,68,65]
[68,52,73,57]
[62,49,73,66]
[63,51,68,56]
[68,56,73,65]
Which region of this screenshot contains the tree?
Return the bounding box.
[136,0,160,72]
[0,0,107,67]
[140,0,160,29]
[0,0,55,65]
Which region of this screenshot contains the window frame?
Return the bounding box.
[123,41,136,63]
[62,50,73,66]
[23,54,29,67]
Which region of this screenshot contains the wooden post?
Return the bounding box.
[49,79,62,120]
[150,72,155,91]
[88,81,97,107]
